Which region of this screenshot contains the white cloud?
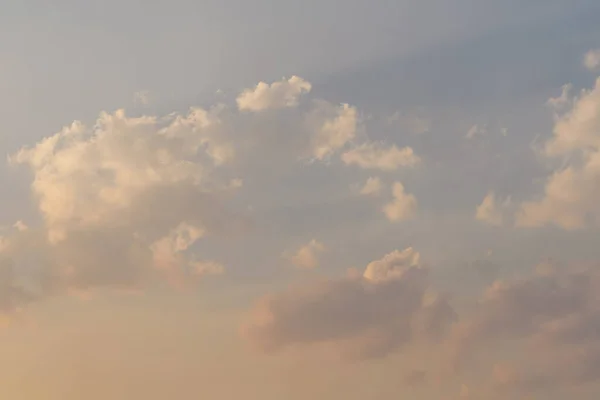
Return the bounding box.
[242,248,455,360]
[383,182,418,222]
[475,192,511,227]
[310,103,358,160]
[359,177,383,196]
[5,107,242,298]
[10,109,234,238]
[285,239,325,270]
[583,49,600,71]
[341,142,420,171]
[150,222,208,286]
[517,78,600,229]
[362,247,421,283]
[1,75,419,311]
[543,79,600,156]
[236,76,312,112]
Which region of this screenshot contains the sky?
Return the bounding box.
[2,1,600,399]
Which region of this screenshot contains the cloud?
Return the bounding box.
[242,248,456,360]
[285,239,326,270]
[543,78,600,156]
[517,78,600,229]
[547,84,573,112]
[448,264,600,394]
[4,107,244,301]
[453,268,591,349]
[233,77,422,173]
[475,192,511,226]
[309,102,358,160]
[359,177,383,196]
[149,222,223,287]
[2,75,420,314]
[583,49,600,72]
[341,142,420,171]
[383,182,418,222]
[246,245,600,393]
[362,247,421,283]
[236,76,312,112]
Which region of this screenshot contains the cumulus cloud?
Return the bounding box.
[2,75,424,315]
[3,107,245,301]
[584,49,600,72]
[341,142,420,171]
[383,182,418,222]
[475,192,511,226]
[517,78,600,229]
[285,239,326,270]
[242,248,456,360]
[149,222,224,287]
[542,78,600,156]
[362,247,421,282]
[309,103,358,160]
[236,76,312,112]
[233,77,421,172]
[358,177,383,196]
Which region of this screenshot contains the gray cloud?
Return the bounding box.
[450,265,600,394]
[242,248,456,360]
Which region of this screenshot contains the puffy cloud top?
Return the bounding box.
[518,78,600,229]
[342,142,420,171]
[383,182,418,222]
[236,76,312,112]
[5,107,241,298]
